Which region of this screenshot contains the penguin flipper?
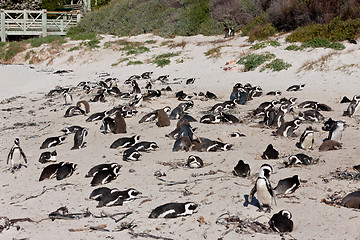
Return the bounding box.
[7,149,12,165]
[20,148,27,164]
[249,185,257,203]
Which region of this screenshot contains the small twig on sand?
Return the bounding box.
[92,211,133,223]
[129,232,174,240]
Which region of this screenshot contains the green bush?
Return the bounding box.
[68,46,80,51]
[261,58,292,72]
[237,53,275,71]
[27,35,66,47]
[1,42,25,61]
[301,38,345,50]
[154,58,171,67]
[66,26,97,40]
[285,45,301,51]
[86,39,100,49]
[286,17,360,43]
[248,23,276,42]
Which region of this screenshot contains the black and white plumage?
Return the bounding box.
[273,175,300,195]
[328,121,345,143]
[229,131,246,137]
[123,147,141,161]
[39,162,65,181]
[149,202,199,218]
[7,138,27,169]
[64,106,85,117]
[185,155,203,168]
[299,126,314,150]
[186,78,195,85]
[89,187,116,201]
[220,112,239,123]
[200,114,221,124]
[322,118,337,131]
[133,141,158,152]
[233,160,250,177]
[97,188,142,207]
[86,111,106,122]
[249,164,275,212]
[38,150,57,164]
[61,125,82,135]
[40,136,66,149]
[261,144,279,159]
[176,90,192,101]
[273,119,301,137]
[269,210,293,232]
[141,71,153,79]
[299,109,324,122]
[90,165,121,186]
[71,127,88,150]
[286,84,305,91]
[172,136,192,152]
[85,163,121,178]
[253,100,277,116]
[287,153,313,166]
[56,162,77,180]
[343,94,360,117]
[62,91,73,105]
[110,135,141,149]
[266,91,281,96]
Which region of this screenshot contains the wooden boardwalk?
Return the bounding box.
[0,9,82,42]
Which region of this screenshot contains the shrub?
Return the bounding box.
[3,42,25,61]
[285,45,301,51]
[250,41,280,50]
[261,58,292,71]
[204,46,222,58]
[86,39,100,49]
[301,38,345,50]
[27,35,66,47]
[154,58,171,67]
[237,53,275,71]
[68,46,80,52]
[248,23,276,42]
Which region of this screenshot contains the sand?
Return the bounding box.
[0,33,359,240]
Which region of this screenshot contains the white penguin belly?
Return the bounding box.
[256,179,272,206]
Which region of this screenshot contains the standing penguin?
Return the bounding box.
[269,210,293,232]
[328,121,345,142]
[248,164,275,212]
[7,138,27,170]
[62,90,73,105]
[299,126,314,149]
[71,127,88,150]
[114,111,127,133]
[157,108,170,127]
[343,94,360,117]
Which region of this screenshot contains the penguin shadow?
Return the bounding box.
[9,164,27,173]
[243,194,259,208]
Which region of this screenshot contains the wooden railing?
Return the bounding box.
[0,9,82,42]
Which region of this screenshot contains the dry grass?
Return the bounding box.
[204,46,223,58]
[298,51,339,73]
[335,64,359,75]
[168,40,187,49]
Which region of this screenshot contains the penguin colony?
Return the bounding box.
[3,66,360,238]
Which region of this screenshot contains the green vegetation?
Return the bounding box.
[152,51,180,67]
[2,42,25,61]
[127,60,143,65]
[85,39,100,49]
[250,40,280,50]
[68,46,80,51]
[285,38,345,51]
[145,40,157,44]
[261,58,292,72]
[237,53,275,71]
[26,35,66,47]
[287,17,360,43]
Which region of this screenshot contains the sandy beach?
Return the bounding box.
[0,33,359,240]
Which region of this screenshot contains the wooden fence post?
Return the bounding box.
[1,9,5,42]
[77,11,81,23]
[42,10,47,37]
[23,9,27,32]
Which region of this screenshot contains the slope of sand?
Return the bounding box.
[0,34,359,240]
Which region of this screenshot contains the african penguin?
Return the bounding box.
[274,119,301,137]
[97,188,142,207]
[7,138,27,170]
[172,136,192,152]
[86,111,106,122]
[266,91,281,96]
[273,175,300,195]
[200,114,221,124]
[286,84,305,91]
[249,164,275,212]
[261,144,279,159]
[39,162,65,181]
[64,106,85,117]
[322,118,336,131]
[56,162,77,180]
[286,153,313,166]
[233,160,250,177]
[269,210,293,232]
[110,135,141,149]
[141,71,153,79]
[89,187,117,201]
[328,121,345,142]
[185,155,204,168]
[133,141,158,152]
[38,150,57,164]
[157,108,170,127]
[61,125,82,135]
[76,100,90,114]
[85,163,121,178]
[40,136,66,149]
[114,111,127,133]
[343,94,360,117]
[90,165,121,186]
[148,202,199,218]
[299,126,314,150]
[319,140,342,151]
[62,91,73,105]
[123,147,141,161]
[71,127,88,150]
[341,190,360,209]
[229,131,246,137]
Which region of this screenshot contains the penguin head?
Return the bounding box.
[71,163,78,170]
[353,94,360,102]
[259,164,273,178]
[113,166,121,175]
[127,188,142,198]
[14,138,20,145]
[134,135,141,142]
[288,155,301,165]
[51,150,57,156]
[289,97,297,104]
[163,106,171,113]
[111,163,122,169]
[233,83,242,89]
[149,142,159,149]
[280,210,292,220]
[59,136,66,142]
[184,202,199,213]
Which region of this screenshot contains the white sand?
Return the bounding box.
[0,34,359,240]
